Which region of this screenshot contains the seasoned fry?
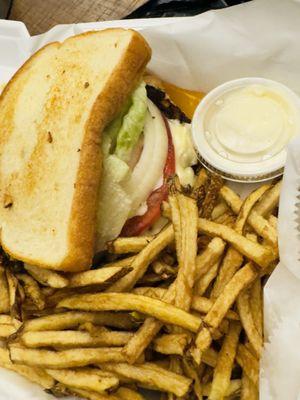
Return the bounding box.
[250,278,263,337]
[17,273,45,310]
[202,347,218,368]
[46,368,119,394]
[200,173,223,219]
[107,236,154,254]
[106,225,174,292]
[236,344,259,386]
[193,168,208,193]
[58,293,202,332]
[20,330,133,348]
[171,193,198,310]
[9,345,126,368]
[24,264,69,288]
[208,321,241,400]
[153,333,190,356]
[68,266,131,288]
[101,362,192,397]
[237,289,263,357]
[0,267,10,313]
[23,311,136,332]
[197,218,274,268]
[0,347,55,388]
[241,372,258,400]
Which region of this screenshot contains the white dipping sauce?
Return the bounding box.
[204,84,298,163]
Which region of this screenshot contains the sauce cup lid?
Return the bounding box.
[191,77,300,182]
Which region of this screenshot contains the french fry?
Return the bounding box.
[252,180,281,217]
[236,289,263,358]
[200,173,223,219]
[210,247,244,299]
[220,186,278,246]
[23,311,136,332]
[236,344,259,386]
[58,293,202,333]
[6,269,18,314]
[20,330,133,348]
[211,201,229,221]
[68,266,131,288]
[195,261,220,296]
[101,362,192,397]
[195,237,226,281]
[0,267,10,313]
[0,323,17,337]
[197,219,274,268]
[0,347,55,389]
[17,273,45,310]
[107,236,154,254]
[46,368,119,394]
[202,379,241,397]
[193,168,208,194]
[153,333,190,356]
[194,262,257,360]
[182,358,203,400]
[24,264,69,288]
[69,387,120,400]
[249,278,263,337]
[0,314,21,328]
[208,321,241,400]
[171,193,198,311]
[9,345,126,368]
[202,347,218,368]
[241,372,258,400]
[106,225,174,292]
[116,386,145,400]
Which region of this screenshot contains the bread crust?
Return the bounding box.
[0,29,151,272]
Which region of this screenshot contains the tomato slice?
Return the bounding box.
[121,115,175,237]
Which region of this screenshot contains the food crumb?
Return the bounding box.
[47,132,53,143]
[84,82,89,88]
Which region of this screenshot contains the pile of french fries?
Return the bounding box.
[0,169,280,400]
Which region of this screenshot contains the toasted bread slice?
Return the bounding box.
[0,29,151,271]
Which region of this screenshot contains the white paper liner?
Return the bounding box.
[1,0,300,398]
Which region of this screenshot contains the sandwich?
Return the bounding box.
[0,29,198,272]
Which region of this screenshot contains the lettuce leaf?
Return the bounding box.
[115,82,147,162]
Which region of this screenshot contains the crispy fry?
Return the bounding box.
[0,314,21,328]
[20,330,133,348]
[182,358,203,400]
[194,263,257,359]
[200,173,223,219]
[193,168,208,194]
[107,236,154,254]
[171,193,198,310]
[0,267,10,313]
[68,266,131,288]
[249,279,263,337]
[152,261,177,276]
[58,293,202,333]
[23,311,136,332]
[6,270,18,314]
[46,368,119,394]
[106,225,174,292]
[195,238,226,281]
[237,289,262,358]
[202,379,241,397]
[253,180,281,216]
[236,344,259,386]
[153,333,190,356]
[241,372,258,400]
[17,273,45,310]
[24,264,69,288]
[116,387,145,400]
[101,362,192,397]
[211,201,228,221]
[208,321,241,400]
[69,387,120,400]
[0,347,55,388]
[220,186,278,245]
[195,261,220,296]
[0,323,17,337]
[234,185,271,234]
[197,219,274,268]
[9,345,126,368]
[202,347,218,368]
